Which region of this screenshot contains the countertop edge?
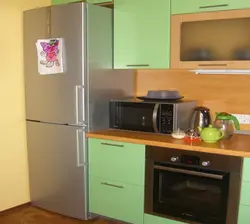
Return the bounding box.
[86,132,250,158]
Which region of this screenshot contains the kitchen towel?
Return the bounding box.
[36,38,64,75]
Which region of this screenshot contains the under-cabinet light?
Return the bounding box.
[190,69,250,75]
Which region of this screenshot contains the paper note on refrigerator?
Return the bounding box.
[36,38,64,75]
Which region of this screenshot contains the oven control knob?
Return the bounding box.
[202,161,210,167]
[171,157,179,162]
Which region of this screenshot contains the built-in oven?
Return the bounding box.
[109,99,196,134]
[145,146,243,224]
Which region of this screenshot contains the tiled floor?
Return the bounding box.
[0,205,118,224]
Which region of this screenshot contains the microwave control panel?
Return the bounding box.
[160,104,174,133]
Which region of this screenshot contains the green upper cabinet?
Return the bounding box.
[172,0,250,15]
[114,0,171,69]
[87,0,112,4]
[51,0,81,5]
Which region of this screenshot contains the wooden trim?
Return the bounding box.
[97,1,114,8]
[87,129,250,157]
[179,8,250,22]
[170,14,182,69]
[177,61,250,70]
[170,9,250,70]
[0,202,31,215]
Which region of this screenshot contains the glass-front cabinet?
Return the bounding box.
[171,9,250,70]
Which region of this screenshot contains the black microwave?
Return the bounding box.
[109,99,196,134]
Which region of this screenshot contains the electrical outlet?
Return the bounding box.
[232,114,250,124]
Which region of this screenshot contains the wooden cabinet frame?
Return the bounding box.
[171,9,250,70]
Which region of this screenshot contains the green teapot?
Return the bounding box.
[198,125,224,143]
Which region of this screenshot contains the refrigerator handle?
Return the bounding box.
[75,85,85,125]
[75,86,79,125]
[76,128,85,167]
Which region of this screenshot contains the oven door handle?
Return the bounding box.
[152,103,160,132]
[154,165,224,180]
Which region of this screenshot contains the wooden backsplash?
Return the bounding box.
[135,70,250,130]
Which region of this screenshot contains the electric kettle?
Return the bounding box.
[214,112,240,139]
[190,106,212,133]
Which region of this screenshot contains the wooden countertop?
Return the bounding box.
[86,129,250,157]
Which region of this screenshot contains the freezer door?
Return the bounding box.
[26,121,88,219]
[24,3,86,125]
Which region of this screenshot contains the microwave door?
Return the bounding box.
[118,102,156,132]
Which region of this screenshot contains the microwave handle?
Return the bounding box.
[153,103,160,132]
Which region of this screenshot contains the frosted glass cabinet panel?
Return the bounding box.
[171,9,250,70]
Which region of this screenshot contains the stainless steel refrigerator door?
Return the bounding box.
[24,3,86,125]
[86,4,134,131]
[26,121,88,219]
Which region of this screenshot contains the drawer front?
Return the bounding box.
[171,0,250,15]
[144,214,184,224]
[243,158,250,182]
[89,138,145,186]
[238,205,250,224]
[240,181,250,206]
[90,177,144,224]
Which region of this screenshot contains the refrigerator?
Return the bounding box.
[23,2,134,220]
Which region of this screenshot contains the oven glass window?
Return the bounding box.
[153,164,229,224]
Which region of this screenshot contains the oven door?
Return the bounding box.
[115,102,159,132]
[153,162,229,224]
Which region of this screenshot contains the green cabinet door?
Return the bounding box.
[90,177,144,224]
[87,0,112,4]
[242,158,250,182]
[238,205,250,224]
[52,0,81,5]
[172,0,250,15]
[114,0,171,69]
[89,138,145,186]
[144,214,185,224]
[240,181,250,206]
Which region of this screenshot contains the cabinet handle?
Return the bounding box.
[126,64,149,67]
[101,182,124,189]
[101,142,124,147]
[198,63,227,67]
[199,4,228,9]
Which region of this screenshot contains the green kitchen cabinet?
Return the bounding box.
[88,138,145,186]
[240,181,250,206]
[114,0,171,69]
[88,138,145,223]
[171,0,250,15]
[90,176,144,224]
[144,214,185,224]
[238,158,250,223]
[87,0,112,4]
[242,158,250,182]
[51,0,81,5]
[238,205,250,224]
